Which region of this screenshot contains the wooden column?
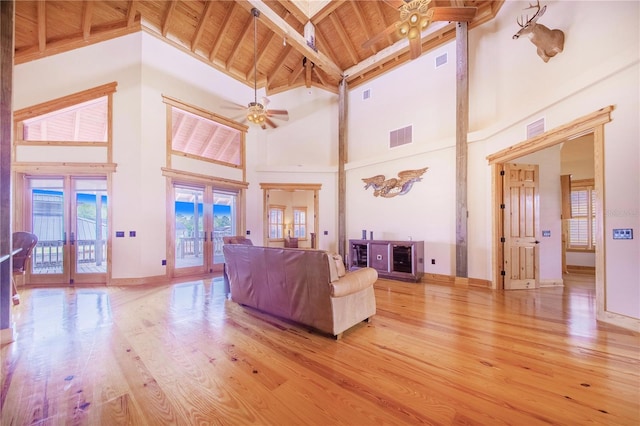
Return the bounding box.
[1,0,14,340]
[338,79,347,260]
[455,21,469,278]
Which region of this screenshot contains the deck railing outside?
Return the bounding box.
[32,239,107,273]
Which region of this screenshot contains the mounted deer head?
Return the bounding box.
[513,0,564,62]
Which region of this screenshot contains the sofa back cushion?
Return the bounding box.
[223,244,334,331]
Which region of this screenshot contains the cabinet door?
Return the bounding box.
[370,243,390,272]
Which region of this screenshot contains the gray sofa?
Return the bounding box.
[223,244,378,339]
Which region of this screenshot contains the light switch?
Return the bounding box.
[613,228,633,240]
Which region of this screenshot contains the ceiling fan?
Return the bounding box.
[362,0,477,59]
[239,8,289,130]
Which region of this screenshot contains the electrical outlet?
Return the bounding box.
[129,231,136,237]
[324,230,328,235]
[246,230,251,235]
[162,259,166,266]
[431,259,435,264]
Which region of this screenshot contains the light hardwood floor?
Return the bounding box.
[1,275,638,425]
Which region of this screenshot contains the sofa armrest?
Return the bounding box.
[331,267,378,297]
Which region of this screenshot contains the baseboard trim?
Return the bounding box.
[567,265,596,274]
[540,279,564,288]
[108,274,170,286]
[422,273,491,288]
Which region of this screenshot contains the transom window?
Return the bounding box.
[163,96,246,168]
[21,97,108,143]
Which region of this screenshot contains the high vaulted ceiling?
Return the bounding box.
[14,1,503,95]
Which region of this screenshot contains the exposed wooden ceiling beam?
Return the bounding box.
[345,21,451,81]
[240,0,342,78]
[82,1,93,41]
[372,0,396,47]
[126,0,138,27]
[329,14,359,66]
[304,58,312,87]
[311,0,347,24]
[37,0,46,53]
[312,65,327,87]
[191,0,214,52]
[288,61,304,85]
[313,27,340,70]
[227,13,254,71]
[266,44,294,91]
[350,1,376,55]
[209,3,237,61]
[162,1,177,37]
[274,0,307,25]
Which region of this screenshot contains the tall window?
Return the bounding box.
[568,180,596,250]
[293,207,307,239]
[268,205,285,240]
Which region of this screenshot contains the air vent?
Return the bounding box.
[435,53,448,68]
[390,125,412,148]
[526,117,545,139]
[362,88,371,100]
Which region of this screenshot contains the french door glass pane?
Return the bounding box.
[175,186,204,268]
[75,179,108,274]
[30,178,65,275]
[213,190,237,264]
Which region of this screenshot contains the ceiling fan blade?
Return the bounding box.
[430,7,477,22]
[409,36,422,60]
[220,102,248,111]
[265,117,278,129]
[362,22,398,50]
[267,110,289,121]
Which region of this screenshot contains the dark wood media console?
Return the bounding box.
[349,239,424,282]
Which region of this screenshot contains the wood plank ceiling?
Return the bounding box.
[14,0,503,96]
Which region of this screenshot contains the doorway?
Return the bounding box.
[260,183,321,249]
[22,175,109,285]
[171,182,239,277]
[488,107,611,312]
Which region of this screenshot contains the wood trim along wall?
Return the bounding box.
[486,106,613,165]
[13,82,118,123]
[422,273,492,288]
[162,167,248,190]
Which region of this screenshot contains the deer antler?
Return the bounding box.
[519,0,545,27]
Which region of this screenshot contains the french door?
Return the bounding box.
[172,183,238,277]
[24,176,109,285]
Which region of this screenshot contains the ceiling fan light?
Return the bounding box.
[408,27,420,40]
[399,22,410,35]
[409,13,419,24]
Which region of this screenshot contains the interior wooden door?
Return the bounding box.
[503,163,540,290]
